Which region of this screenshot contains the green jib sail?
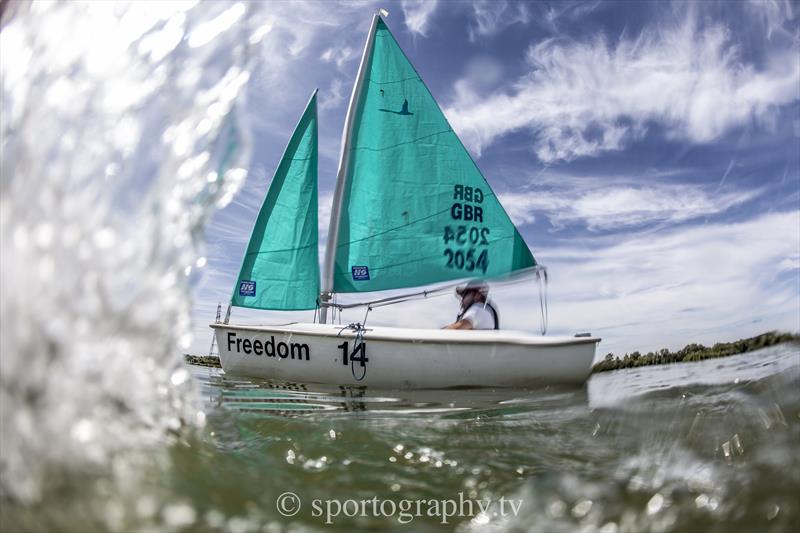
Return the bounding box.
[330,18,536,293]
[232,91,319,310]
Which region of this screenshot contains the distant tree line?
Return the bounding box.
[184,354,222,368]
[591,331,799,374]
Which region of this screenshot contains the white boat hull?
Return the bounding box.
[211,323,600,388]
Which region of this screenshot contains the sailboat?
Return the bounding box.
[210,14,600,388]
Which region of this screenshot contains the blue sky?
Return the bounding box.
[191,0,799,357]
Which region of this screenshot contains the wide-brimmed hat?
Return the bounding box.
[455,279,489,296]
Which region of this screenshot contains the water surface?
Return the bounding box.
[4,345,797,532]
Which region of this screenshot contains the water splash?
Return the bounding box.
[0,2,252,503]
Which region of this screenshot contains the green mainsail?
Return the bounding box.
[231,91,319,310]
[329,18,536,294]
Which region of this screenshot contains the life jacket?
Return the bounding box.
[457,300,499,330]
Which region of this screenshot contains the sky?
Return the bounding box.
[190,0,800,358]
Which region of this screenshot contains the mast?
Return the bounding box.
[320,13,381,323]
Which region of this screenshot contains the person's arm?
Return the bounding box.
[442,318,474,330]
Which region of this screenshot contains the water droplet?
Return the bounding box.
[328,429,336,440]
[93,227,116,249]
[772,404,788,426]
[205,510,226,528]
[391,483,401,492]
[162,503,196,528]
[104,162,120,178]
[767,503,780,520]
[393,444,404,453]
[170,368,189,386]
[721,440,732,464]
[285,449,295,465]
[136,495,157,518]
[627,475,645,491]
[227,517,252,533]
[572,500,592,518]
[179,333,192,349]
[71,419,94,443]
[303,456,328,471]
[599,522,618,533]
[196,118,212,135]
[37,255,55,280]
[547,500,566,517]
[389,456,397,463]
[472,512,490,526]
[647,493,664,515]
[34,223,54,248]
[732,433,744,454]
[12,226,28,248]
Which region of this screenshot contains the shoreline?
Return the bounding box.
[183,354,222,368]
[590,331,799,374]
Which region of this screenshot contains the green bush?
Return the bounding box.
[591,331,799,374]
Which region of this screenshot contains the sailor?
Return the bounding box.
[443,280,499,330]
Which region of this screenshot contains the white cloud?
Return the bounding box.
[526,210,800,356]
[453,55,504,103]
[318,191,333,241]
[319,78,345,110]
[400,0,439,37]
[243,1,381,118]
[468,0,530,42]
[320,45,356,68]
[746,0,796,39]
[446,15,800,161]
[498,182,762,230]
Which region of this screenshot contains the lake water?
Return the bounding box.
[2,344,798,532]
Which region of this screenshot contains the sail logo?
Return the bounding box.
[239,280,256,296]
[352,266,370,281]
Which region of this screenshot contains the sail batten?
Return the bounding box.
[328,17,536,294]
[231,90,320,311]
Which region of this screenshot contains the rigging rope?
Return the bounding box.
[536,267,549,335]
[316,266,550,334]
[320,265,547,312]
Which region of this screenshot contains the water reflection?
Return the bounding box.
[195,366,591,419]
